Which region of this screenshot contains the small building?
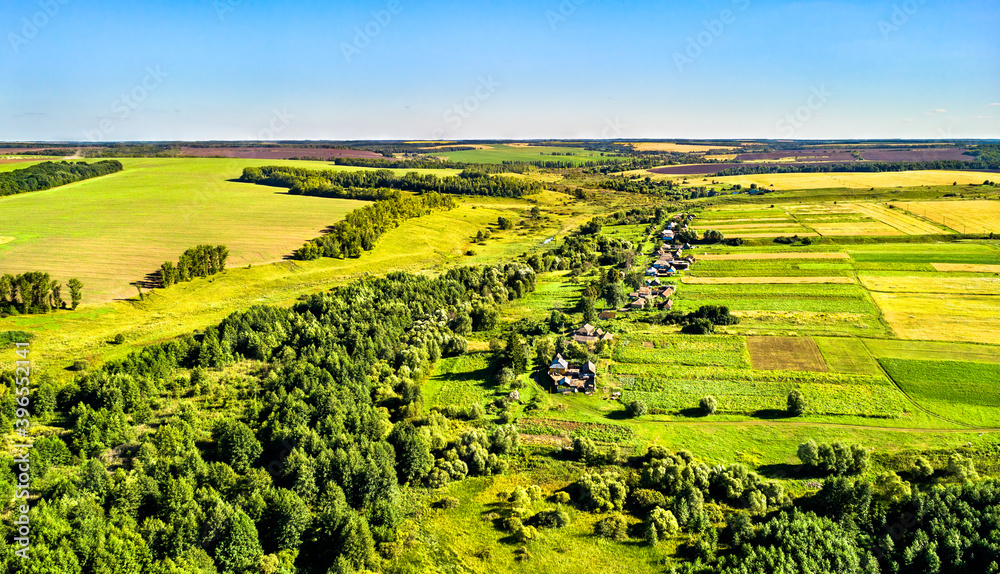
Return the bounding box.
[645,267,658,276]
[551,355,597,393]
[629,298,647,310]
[599,311,617,320]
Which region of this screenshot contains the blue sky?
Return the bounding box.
[1,0,997,141]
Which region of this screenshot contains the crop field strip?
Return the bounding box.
[682,276,855,284]
[746,336,829,372]
[880,358,1000,428]
[932,263,1000,273]
[845,203,949,235]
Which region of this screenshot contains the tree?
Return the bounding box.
[261,488,312,553]
[603,281,626,309]
[911,456,935,479]
[212,419,262,474]
[579,296,597,323]
[548,310,565,333]
[626,400,648,418]
[214,509,264,574]
[68,278,84,310]
[498,216,514,230]
[700,396,718,415]
[389,421,433,484]
[787,390,807,416]
[505,331,528,373]
[702,229,724,243]
[797,439,819,467]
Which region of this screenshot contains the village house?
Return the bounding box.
[548,354,597,394]
[572,323,614,345]
[599,310,617,320]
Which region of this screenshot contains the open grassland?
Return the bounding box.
[892,200,1000,234]
[709,170,1000,190]
[746,336,828,372]
[813,337,884,375]
[0,157,471,302]
[1,191,609,376]
[881,359,1000,428]
[428,144,617,165]
[423,353,500,409]
[612,363,907,418]
[501,272,581,322]
[870,292,1000,345]
[613,334,752,368]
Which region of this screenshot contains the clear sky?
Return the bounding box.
[1,0,997,141]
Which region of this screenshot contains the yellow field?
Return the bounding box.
[710,170,1000,190]
[846,203,948,235]
[682,276,854,285]
[809,221,902,236]
[891,200,1000,234]
[932,263,1000,274]
[0,236,13,245]
[871,292,1000,345]
[625,142,733,153]
[699,252,848,261]
[860,275,1000,295]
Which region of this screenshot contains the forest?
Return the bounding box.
[0,261,537,573]
[239,166,544,198]
[0,161,123,197]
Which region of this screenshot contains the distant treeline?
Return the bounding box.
[240,165,544,198]
[160,245,229,287]
[0,272,83,315]
[82,144,179,158]
[0,160,123,197]
[294,192,455,260]
[714,158,1000,177]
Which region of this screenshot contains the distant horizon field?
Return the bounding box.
[664,170,1000,190]
[0,157,399,303]
[426,144,622,165]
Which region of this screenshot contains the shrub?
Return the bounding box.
[552,491,571,504]
[594,514,629,541]
[787,390,807,416]
[70,360,88,372]
[112,334,126,345]
[700,396,718,415]
[626,400,648,418]
[434,496,459,509]
[529,507,571,529]
[911,456,935,479]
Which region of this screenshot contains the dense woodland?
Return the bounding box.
[159,246,230,287]
[0,262,537,573]
[0,161,122,197]
[0,273,82,315]
[240,166,543,198]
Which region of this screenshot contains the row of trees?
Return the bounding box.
[159,245,229,287]
[0,160,123,196]
[293,192,455,260]
[239,165,544,198]
[0,272,82,314]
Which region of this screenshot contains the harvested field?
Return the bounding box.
[871,292,1000,345]
[177,146,386,160]
[747,336,829,372]
[891,200,1000,234]
[814,337,883,375]
[698,252,849,261]
[859,275,1000,295]
[932,263,1000,274]
[846,203,947,235]
[683,276,854,285]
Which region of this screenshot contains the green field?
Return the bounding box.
[881,359,1000,427]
